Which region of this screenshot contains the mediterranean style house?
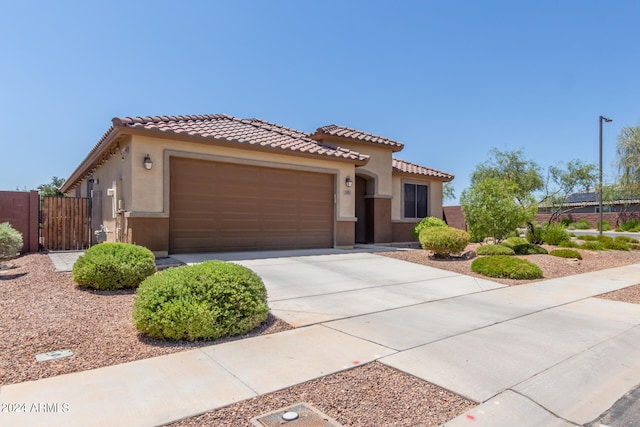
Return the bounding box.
[61,114,453,256]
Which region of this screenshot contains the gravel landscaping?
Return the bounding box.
[1,247,639,426]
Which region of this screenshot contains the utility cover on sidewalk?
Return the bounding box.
[251,403,343,427]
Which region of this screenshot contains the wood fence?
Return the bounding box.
[41,197,91,251]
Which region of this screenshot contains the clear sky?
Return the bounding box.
[1,0,638,203]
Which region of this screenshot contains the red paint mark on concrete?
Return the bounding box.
[466,414,475,420]
[352,360,360,365]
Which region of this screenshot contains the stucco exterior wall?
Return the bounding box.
[326,141,393,196]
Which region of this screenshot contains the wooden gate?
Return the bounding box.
[41,197,91,251]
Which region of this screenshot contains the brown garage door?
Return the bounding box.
[170,157,335,253]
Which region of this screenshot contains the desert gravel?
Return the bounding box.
[1,247,639,426]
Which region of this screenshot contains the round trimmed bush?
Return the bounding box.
[419,226,470,257]
[476,244,515,256]
[413,216,447,239]
[549,249,582,260]
[512,243,548,255]
[132,261,269,341]
[471,255,543,280]
[0,222,23,260]
[72,243,156,290]
[558,240,580,248]
[579,241,605,251]
[541,223,570,245]
[501,236,528,249]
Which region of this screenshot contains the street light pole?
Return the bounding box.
[599,115,612,235]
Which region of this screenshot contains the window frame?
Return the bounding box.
[403,181,429,219]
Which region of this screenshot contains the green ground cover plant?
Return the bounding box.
[471,255,543,280]
[476,244,515,256]
[501,236,528,249]
[72,243,156,290]
[575,219,590,230]
[541,223,570,245]
[558,240,580,248]
[132,261,269,341]
[512,243,548,255]
[549,249,582,260]
[579,241,605,251]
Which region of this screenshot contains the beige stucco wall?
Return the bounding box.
[391,174,444,221]
[128,135,356,220]
[329,141,393,196]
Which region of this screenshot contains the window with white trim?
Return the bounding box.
[404,183,428,218]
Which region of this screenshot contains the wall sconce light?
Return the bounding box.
[345,176,353,187]
[143,154,153,170]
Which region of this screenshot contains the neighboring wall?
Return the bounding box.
[0,190,39,253]
[535,212,627,228]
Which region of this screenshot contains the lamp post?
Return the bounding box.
[599,115,612,235]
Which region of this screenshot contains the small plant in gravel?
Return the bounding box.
[614,235,640,244]
[575,219,590,230]
[618,219,640,232]
[412,216,447,239]
[512,243,548,255]
[0,222,23,261]
[477,244,515,256]
[471,255,543,280]
[419,226,470,258]
[558,240,580,248]
[541,223,570,245]
[578,235,597,241]
[549,249,582,260]
[501,236,528,249]
[579,241,605,251]
[132,261,269,341]
[72,243,156,290]
[596,220,612,231]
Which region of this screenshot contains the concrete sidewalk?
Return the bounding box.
[3,250,640,426]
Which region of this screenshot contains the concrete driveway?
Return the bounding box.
[18,247,640,426]
[173,249,640,426]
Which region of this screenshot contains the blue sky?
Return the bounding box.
[1,1,638,203]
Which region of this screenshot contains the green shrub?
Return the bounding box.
[72,243,156,290]
[559,217,572,227]
[575,219,590,230]
[558,240,580,248]
[596,220,612,231]
[501,236,528,249]
[412,216,447,239]
[132,261,269,341]
[578,235,597,241]
[477,244,515,256]
[629,243,640,250]
[512,243,548,255]
[419,226,470,257]
[471,255,543,280]
[525,226,543,244]
[619,218,640,232]
[614,235,638,243]
[0,222,23,260]
[579,241,605,251]
[549,249,582,260]
[598,236,629,251]
[541,223,570,245]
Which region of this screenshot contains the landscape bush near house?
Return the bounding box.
[596,220,612,231]
[0,222,23,260]
[72,242,156,290]
[471,255,543,280]
[476,244,515,256]
[412,216,447,239]
[512,243,548,255]
[549,249,582,260]
[618,219,640,232]
[501,236,528,249]
[540,223,570,245]
[132,261,269,341]
[419,226,470,258]
[575,219,590,230]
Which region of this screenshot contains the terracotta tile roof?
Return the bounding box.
[392,158,454,181]
[112,115,369,162]
[311,124,404,151]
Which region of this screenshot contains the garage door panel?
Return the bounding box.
[170,158,334,253]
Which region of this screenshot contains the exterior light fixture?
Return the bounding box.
[143,154,153,170]
[345,176,353,187]
[599,116,612,235]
